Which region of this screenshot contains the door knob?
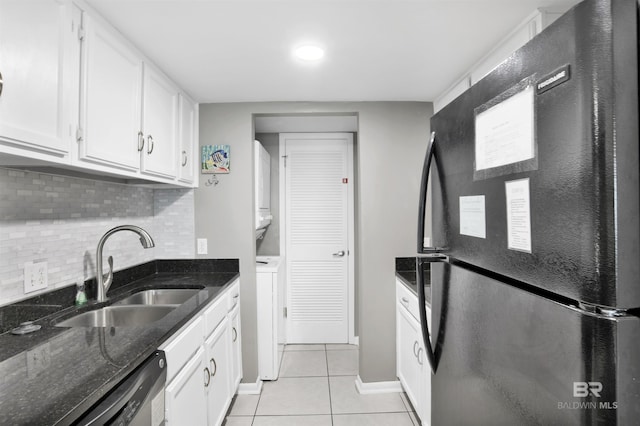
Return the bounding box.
[332,251,346,257]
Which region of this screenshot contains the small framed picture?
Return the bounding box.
[201,145,230,174]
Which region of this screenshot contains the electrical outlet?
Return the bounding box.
[26,342,51,379]
[197,238,208,255]
[24,261,48,294]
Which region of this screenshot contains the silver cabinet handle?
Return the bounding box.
[147,135,154,154]
[232,327,238,342]
[401,297,409,304]
[182,150,188,166]
[204,367,211,387]
[210,358,217,377]
[332,250,346,257]
[417,348,424,365]
[230,294,239,308]
[413,341,419,357]
[137,131,144,152]
[0,70,3,97]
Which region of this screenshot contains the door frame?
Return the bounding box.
[278,132,356,344]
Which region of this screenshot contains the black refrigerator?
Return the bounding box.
[416,0,640,424]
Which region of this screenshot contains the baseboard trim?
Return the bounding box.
[237,378,263,395]
[355,375,403,394]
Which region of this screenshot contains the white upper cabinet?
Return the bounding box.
[79,10,188,183]
[433,7,569,113]
[141,64,178,179]
[178,93,198,184]
[0,0,77,159]
[80,12,142,172]
[0,0,196,186]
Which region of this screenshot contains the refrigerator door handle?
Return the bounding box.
[417,131,445,254]
[417,255,444,374]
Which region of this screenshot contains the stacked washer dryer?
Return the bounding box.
[255,140,272,239]
[256,256,285,380]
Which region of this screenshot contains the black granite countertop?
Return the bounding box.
[395,257,431,306]
[0,259,239,426]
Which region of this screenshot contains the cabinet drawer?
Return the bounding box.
[227,280,240,311]
[396,279,420,321]
[162,316,204,382]
[204,296,227,338]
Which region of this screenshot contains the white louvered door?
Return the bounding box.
[283,133,353,343]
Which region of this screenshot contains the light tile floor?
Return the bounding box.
[224,344,420,426]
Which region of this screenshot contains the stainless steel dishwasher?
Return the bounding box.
[75,351,167,425]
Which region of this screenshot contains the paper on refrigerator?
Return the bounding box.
[475,85,535,171]
[505,178,532,253]
[460,195,486,239]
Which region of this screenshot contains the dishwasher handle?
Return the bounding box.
[77,350,167,425]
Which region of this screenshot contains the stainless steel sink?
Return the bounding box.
[55,305,175,327]
[113,289,200,306]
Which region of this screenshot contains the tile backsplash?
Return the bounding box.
[154,188,195,259]
[0,168,195,306]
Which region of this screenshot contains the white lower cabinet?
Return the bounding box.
[205,317,232,426]
[165,347,208,425]
[161,279,241,426]
[396,279,431,425]
[229,290,243,390]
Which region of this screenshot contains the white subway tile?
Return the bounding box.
[0,168,195,306]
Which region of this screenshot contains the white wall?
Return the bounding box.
[196,102,432,384]
[0,167,195,306]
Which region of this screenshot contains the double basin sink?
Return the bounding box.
[55,289,201,328]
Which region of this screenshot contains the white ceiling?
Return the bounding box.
[85,0,579,104]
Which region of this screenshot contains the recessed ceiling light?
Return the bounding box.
[293,45,325,62]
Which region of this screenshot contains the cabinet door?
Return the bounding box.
[205,317,232,426]
[229,304,243,391]
[81,13,142,171]
[0,0,72,156]
[141,64,177,178]
[165,347,208,425]
[178,93,196,184]
[397,302,423,416]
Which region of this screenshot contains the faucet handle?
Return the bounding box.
[103,256,114,289]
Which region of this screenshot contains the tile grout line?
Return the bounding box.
[398,390,421,425]
[248,344,291,425]
[237,344,359,425]
[325,346,335,426]
[398,391,411,411]
[250,383,262,426]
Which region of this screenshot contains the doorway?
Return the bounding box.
[280,133,355,344]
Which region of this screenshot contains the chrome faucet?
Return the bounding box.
[96,225,155,302]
